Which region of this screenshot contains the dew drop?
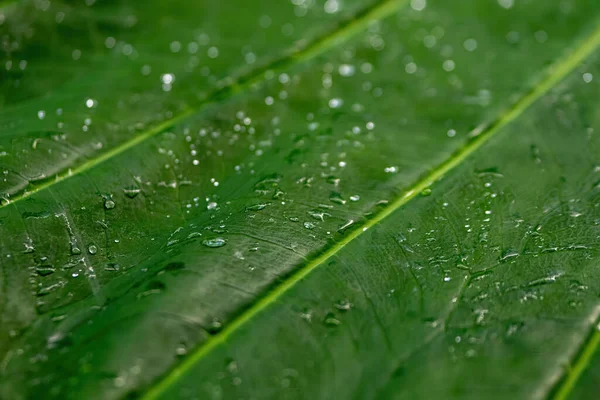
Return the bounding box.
[328,98,343,109]
[202,238,227,248]
[303,222,316,230]
[246,203,269,211]
[88,245,98,255]
[123,187,141,198]
[36,266,56,276]
[323,312,341,327]
[338,64,355,77]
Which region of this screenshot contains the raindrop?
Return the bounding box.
[246,203,270,211]
[323,312,341,327]
[123,187,141,198]
[36,266,56,276]
[202,238,227,248]
[88,245,98,255]
[328,98,343,109]
[104,199,115,210]
[338,64,355,77]
[410,0,426,11]
[420,188,432,196]
[463,39,478,52]
[329,192,346,205]
[303,222,316,230]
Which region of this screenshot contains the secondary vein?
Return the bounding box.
[0,0,407,208]
[141,19,600,400]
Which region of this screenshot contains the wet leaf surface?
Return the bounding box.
[1,0,600,399]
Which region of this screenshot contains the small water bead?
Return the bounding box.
[170,41,181,52]
[123,187,141,198]
[161,73,175,84]
[424,35,437,48]
[85,98,97,108]
[338,64,355,77]
[443,59,455,72]
[350,195,360,202]
[202,238,227,248]
[323,312,341,327]
[203,318,223,334]
[410,0,426,11]
[207,202,218,210]
[88,245,98,255]
[447,129,456,137]
[36,266,56,276]
[497,0,514,9]
[463,38,478,52]
[37,110,46,120]
[104,199,115,209]
[405,62,417,74]
[583,73,593,83]
[246,203,269,211]
[328,98,343,109]
[207,46,219,58]
[324,0,340,14]
[303,222,315,230]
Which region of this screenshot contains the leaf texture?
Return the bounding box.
[1,0,600,399]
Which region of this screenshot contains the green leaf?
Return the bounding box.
[1,0,600,399]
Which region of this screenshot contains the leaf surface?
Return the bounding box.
[1,0,600,399]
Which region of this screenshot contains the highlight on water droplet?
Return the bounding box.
[202,237,227,248]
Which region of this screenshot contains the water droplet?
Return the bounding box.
[207,318,223,333]
[328,98,343,109]
[338,64,355,77]
[323,312,341,327]
[123,187,141,198]
[463,38,478,52]
[303,222,316,230]
[411,0,426,11]
[104,199,115,210]
[36,266,56,276]
[88,245,98,255]
[308,210,329,221]
[207,202,218,210]
[420,188,432,196]
[202,238,227,248]
[161,73,175,84]
[246,203,270,212]
[334,300,353,311]
[329,192,346,205]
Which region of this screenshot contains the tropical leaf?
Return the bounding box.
[1,0,600,399]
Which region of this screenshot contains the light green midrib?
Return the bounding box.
[141,16,600,400]
[0,0,407,208]
[552,319,600,400]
